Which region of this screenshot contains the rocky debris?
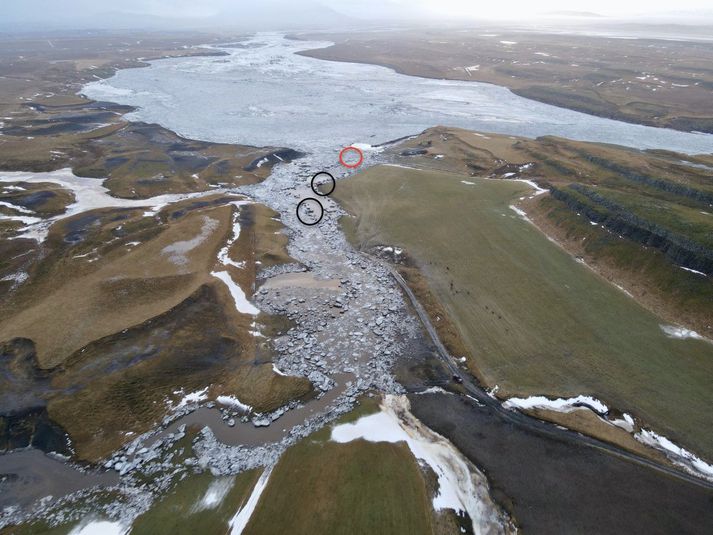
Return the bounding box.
[257,262,305,283]
[400,148,428,156]
[1,144,422,530]
[243,148,304,172]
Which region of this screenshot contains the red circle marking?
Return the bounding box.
[339,146,364,169]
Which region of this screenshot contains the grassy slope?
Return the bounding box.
[334,165,713,460]
[245,406,435,535]
[130,470,262,535]
[1,197,311,461]
[387,127,713,336]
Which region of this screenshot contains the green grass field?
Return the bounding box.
[334,165,713,460]
[130,470,262,535]
[244,405,436,535]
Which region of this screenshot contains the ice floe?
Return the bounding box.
[351,142,384,153]
[331,395,513,534]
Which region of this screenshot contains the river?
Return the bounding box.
[82,33,713,155]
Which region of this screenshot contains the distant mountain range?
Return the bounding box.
[0,0,358,31]
[541,10,605,18]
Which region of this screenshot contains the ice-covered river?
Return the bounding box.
[83,33,713,155]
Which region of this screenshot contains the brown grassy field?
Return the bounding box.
[0,32,315,461]
[0,196,311,461]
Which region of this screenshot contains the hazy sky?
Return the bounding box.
[334,0,713,18]
[2,0,713,30]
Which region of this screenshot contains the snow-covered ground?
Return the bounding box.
[0,169,230,242]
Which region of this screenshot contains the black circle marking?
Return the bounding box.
[311,171,336,197]
[296,197,324,226]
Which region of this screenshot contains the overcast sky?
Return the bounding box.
[2,0,713,30]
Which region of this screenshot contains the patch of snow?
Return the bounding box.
[636,429,713,482]
[255,157,269,168]
[217,202,252,269]
[229,466,273,535]
[331,395,511,534]
[211,271,260,315]
[1,271,28,286]
[680,266,706,277]
[0,169,234,242]
[162,216,219,266]
[500,40,517,45]
[383,163,421,171]
[659,324,703,340]
[0,200,34,214]
[191,477,235,512]
[271,363,287,376]
[173,387,209,410]
[509,205,531,222]
[461,180,475,185]
[217,395,253,413]
[610,413,636,433]
[416,386,450,395]
[503,394,609,414]
[68,518,129,535]
[249,320,265,338]
[0,213,42,226]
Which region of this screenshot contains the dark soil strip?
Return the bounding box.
[409,392,713,535]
